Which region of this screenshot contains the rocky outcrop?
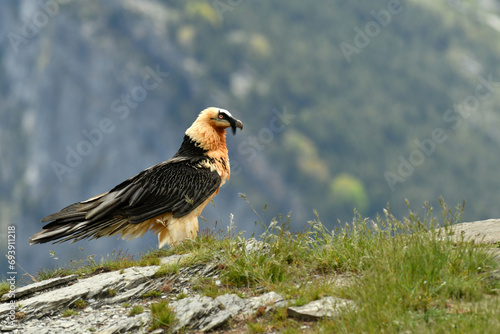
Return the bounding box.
[0,254,353,333]
[2,220,498,333]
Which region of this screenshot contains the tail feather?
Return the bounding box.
[40,203,83,222]
[31,192,130,244]
[85,197,122,221]
[30,216,132,245]
[32,189,137,245]
[30,220,88,244]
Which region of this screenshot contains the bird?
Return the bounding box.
[30,107,243,248]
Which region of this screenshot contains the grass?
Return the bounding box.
[23,198,500,333]
[154,256,193,278]
[74,299,87,309]
[0,281,10,297]
[176,292,188,300]
[150,300,176,330]
[62,309,78,317]
[129,305,144,316]
[173,199,500,333]
[142,290,162,299]
[326,201,500,333]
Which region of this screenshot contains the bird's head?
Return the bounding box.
[198,107,243,135]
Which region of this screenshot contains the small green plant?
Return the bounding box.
[88,328,96,332]
[155,256,194,278]
[36,266,75,281]
[123,302,130,308]
[290,278,336,307]
[155,262,182,278]
[0,281,10,296]
[247,320,266,333]
[272,307,288,323]
[62,309,78,317]
[142,290,162,299]
[150,300,175,330]
[191,278,221,298]
[129,305,144,316]
[176,292,188,300]
[107,289,117,297]
[74,299,87,309]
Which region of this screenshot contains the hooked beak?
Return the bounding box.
[230,119,243,135]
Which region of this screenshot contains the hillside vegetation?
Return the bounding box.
[1,0,500,272]
[160,0,500,223]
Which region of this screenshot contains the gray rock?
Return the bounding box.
[288,297,354,320]
[448,219,500,244]
[0,265,159,321]
[170,295,230,332]
[245,291,286,314]
[167,291,287,332]
[107,282,154,304]
[215,294,247,315]
[98,314,149,334]
[1,275,78,302]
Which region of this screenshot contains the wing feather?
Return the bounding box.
[32,157,222,245]
[90,158,221,223]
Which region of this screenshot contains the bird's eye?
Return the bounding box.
[218,114,224,119]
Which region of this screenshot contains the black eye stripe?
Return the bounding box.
[217,109,233,119]
[218,111,229,119]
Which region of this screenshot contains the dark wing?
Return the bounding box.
[114,158,222,222]
[41,157,221,228]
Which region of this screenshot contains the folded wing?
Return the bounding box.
[31,158,221,244]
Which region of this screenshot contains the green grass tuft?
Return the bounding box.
[150,300,176,330]
[142,290,162,299]
[154,260,186,278]
[129,305,144,316]
[61,309,78,317]
[0,281,11,297]
[74,299,87,309]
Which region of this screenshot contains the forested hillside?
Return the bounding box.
[1,0,500,273]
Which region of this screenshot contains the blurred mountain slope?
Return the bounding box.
[1,0,500,274]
